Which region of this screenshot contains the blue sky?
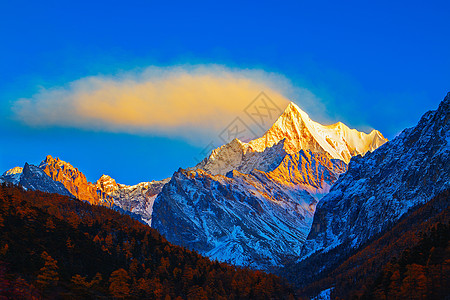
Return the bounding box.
[1,0,449,184]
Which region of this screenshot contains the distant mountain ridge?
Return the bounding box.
[1,155,169,225]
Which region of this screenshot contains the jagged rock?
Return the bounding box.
[40,155,112,206]
[19,162,72,196]
[97,175,170,225]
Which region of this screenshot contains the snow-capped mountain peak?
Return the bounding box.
[152,100,390,269]
[3,166,23,176]
[248,102,387,163]
[1,167,23,185]
[194,102,387,178]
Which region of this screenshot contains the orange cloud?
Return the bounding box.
[12,65,317,144]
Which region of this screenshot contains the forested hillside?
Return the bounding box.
[0,183,294,299]
[292,189,449,299]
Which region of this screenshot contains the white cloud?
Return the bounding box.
[12,64,322,144]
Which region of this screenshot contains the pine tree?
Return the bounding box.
[36,251,59,289]
[109,268,130,298]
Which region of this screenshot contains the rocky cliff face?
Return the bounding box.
[96,175,170,225]
[300,92,450,272]
[19,163,72,196]
[39,155,112,206]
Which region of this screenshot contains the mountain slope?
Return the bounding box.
[290,188,449,298]
[19,163,72,197]
[96,175,170,225]
[193,138,287,175]
[295,92,450,286]
[153,148,346,269]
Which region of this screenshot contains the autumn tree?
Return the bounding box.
[109,268,130,298]
[36,251,59,289]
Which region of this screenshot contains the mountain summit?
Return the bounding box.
[248,102,387,163]
[195,102,387,176]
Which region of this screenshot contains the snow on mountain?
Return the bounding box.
[193,138,287,175]
[153,147,346,269]
[1,167,23,184]
[194,102,387,177]
[96,175,170,225]
[152,101,383,270]
[248,102,387,163]
[302,92,450,267]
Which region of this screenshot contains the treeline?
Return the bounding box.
[300,189,449,299]
[0,183,295,299]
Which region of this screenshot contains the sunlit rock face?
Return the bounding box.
[299,93,450,276]
[19,162,72,196]
[40,156,170,225]
[40,155,113,206]
[194,102,386,177]
[152,101,385,270]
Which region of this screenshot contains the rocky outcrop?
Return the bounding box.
[39,155,112,206]
[19,163,72,196]
[96,175,170,225]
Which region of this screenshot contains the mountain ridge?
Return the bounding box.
[294,92,450,284]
